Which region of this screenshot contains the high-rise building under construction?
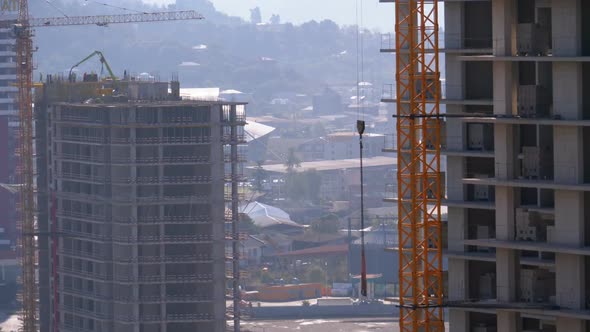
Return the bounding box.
[35,75,245,332]
[0,2,18,254]
[0,3,20,307]
[443,0,590,331]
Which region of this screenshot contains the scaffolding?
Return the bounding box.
[15,0,38,330]
[222,104,247,332]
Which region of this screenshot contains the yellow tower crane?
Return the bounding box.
[12,4,204,331]
[394,0,444,331]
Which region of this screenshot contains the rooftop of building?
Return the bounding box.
[273,244,349,258]
[240,201,304,229]
[39,74,248,106]
[245,121,276,142]
[50,99,247,107]
[254,156,397,174]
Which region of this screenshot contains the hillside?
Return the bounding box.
[27,0,401,115]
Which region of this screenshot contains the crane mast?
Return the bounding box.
[13,4,204,332]
[395,0,444,331]
[15,0,37,331]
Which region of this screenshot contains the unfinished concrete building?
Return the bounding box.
[35,75,246,332]
[441,0,590,331]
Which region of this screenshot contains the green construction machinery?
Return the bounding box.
[69,50,116,82]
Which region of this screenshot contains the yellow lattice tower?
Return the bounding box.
[395,0,444,331]
[15,0,38,331]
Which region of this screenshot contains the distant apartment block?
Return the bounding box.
[0,4,18,235]
[35,76,246,332]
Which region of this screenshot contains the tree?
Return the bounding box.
[239,214,260,234]
[307,266,327,283]
[284,147,301,171]
[285,169,321,202]
[250,7,262,24]
[310,122,327,138]
[253,160,266,191]
[311,214,340,234]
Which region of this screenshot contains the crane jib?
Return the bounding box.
[28,11,205,28]
[0,11,205,29]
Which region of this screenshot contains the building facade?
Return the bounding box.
[36,78,245,332]
[441,0,590,331]
[0,0,18,268]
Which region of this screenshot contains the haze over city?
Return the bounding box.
[1,1,588,332]
[145,0,395,30]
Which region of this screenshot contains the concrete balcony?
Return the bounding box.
[114,273,214,284]
[113,294,213,304]
[462,177,590,192]
[380,83,494,107]
[380,32,493,55]
[442,149,494,158]
[463,238,590,257]
[57,211,105,222]
[451,301,590,321]
[113,254,213,264]
[446,250,496,263]
[463,115,590,127]
[457,55,590,62]
[110,234,214,244]
[111,175,213,185]
[112,215,211,224]
[443,199,495,210]
[110,195,211,206]
[446,250,554,268]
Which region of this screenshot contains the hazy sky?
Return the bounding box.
[143,0,395,31]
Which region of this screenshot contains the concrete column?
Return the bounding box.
[445,116,465,149]
[551,0,581,56]
[554,190,585,311]
[494,124,517,179]
[553,63,583,120]
[496,248,518,302]
[446,157,465,200]
[448,207,467,252]
[556,254,585,309]
[493,62,517,117]
[157,109,166,332]
[556,317,585,332]
[449,309,469,332]
[497,311,519,332]
[495,186,515,241]
[554,190,584,244]
[129,120,140,332]
[492,0,516,56]
[444,2,463,50]
[447,258,468,301]
[553,128,583,184]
